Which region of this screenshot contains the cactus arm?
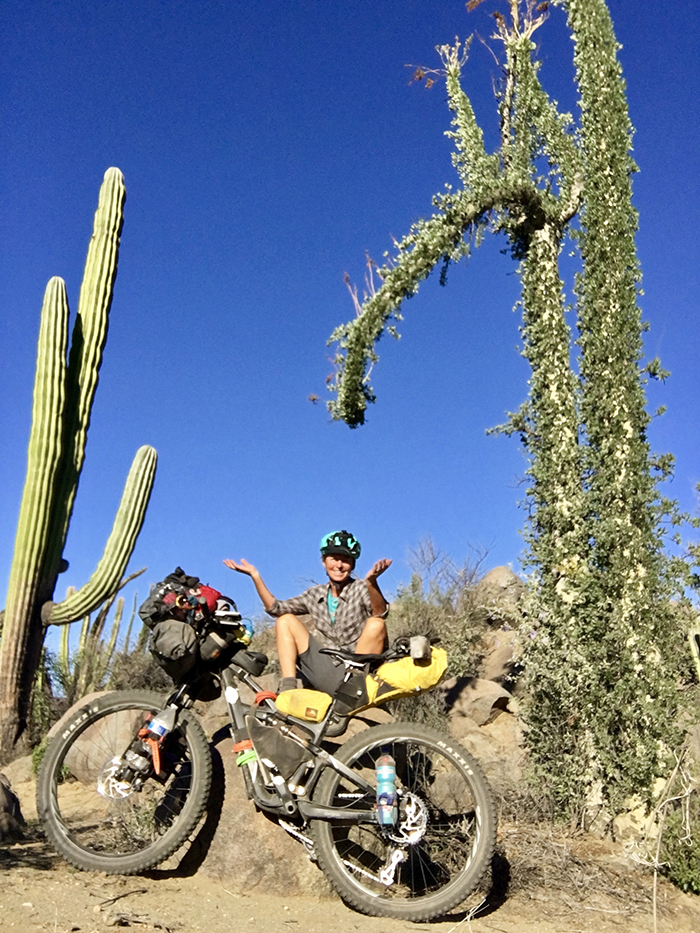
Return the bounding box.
[96,600,123,687]
[44,445,157,625]
[57,619,71,696]
[43,168,127,578]
[73,166,126,465]
[0,278,68,693]
[121,594,137,658]
[78,612,89,655]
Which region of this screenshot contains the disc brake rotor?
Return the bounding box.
[96,757,137,799]
[385,792,428,845]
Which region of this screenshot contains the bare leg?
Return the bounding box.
[276,613,311,678]
[355,616,388,654]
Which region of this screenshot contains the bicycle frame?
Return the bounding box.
[207,657,379,824]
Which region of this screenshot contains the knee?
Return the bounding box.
[365,616,387,637]
[364,615,388,649]
[275,613,296,633]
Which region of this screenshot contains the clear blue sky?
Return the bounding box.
[1,1,698,640]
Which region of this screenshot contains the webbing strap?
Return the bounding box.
[232,739,253,752]
[138,728,161,775]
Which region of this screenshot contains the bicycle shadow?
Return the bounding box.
[428,850,511,923]
[144,728,230,879]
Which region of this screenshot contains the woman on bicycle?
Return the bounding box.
[224,530,391,694]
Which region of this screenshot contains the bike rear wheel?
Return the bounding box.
[37,690,212,874]
[311,722,496,920]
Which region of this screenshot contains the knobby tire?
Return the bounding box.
[311,722,496,920]
[37,690,212,874]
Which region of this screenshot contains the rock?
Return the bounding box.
[452,710,526,788]
[471,566,525,626]
[589,777,668,844]
[195,679,391,896]
[2,754,33,786]
[0,772,25,840]
[1,755,36,823]
[198,733,331,897]
[449,677,514,726]
[478,626,521,687]
[344,705,393,738]
[445,670,527,790]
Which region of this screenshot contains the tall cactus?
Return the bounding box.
[0,169,157,755]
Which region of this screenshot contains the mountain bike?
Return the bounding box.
[37,623,496,921]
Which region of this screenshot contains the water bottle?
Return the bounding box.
[145,706,177,740]
[376,752,398,825]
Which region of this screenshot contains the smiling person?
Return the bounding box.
[223,531,392,694]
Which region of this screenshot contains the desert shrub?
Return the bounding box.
[49,592,173,700]
[249,616,280,675]
[656,755,700,896]
[107,643,172,692]
[387,541,493,725]
[388,541,489,673]
[660,792,700,895]
[26,648,54,748]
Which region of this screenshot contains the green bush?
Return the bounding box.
[660,791,700,895]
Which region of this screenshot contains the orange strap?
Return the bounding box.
[233,739,253,752]
[254,691,277,705]
[138,728,161,775]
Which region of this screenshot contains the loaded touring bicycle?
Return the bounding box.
[38,582,496,921]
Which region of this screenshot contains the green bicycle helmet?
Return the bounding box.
[320,530,361,560]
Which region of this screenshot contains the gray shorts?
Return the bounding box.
[297,635,346,695]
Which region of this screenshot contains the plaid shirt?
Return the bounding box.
[266,578,387,650]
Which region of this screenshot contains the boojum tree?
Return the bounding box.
[327,0,679,816]
[0,169,157,757]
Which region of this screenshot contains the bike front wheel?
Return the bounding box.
[311,722,496,920]
[37,690,212,874]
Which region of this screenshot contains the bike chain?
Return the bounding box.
[279,819,317,861]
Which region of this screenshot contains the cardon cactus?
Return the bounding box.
[0,168,157,752]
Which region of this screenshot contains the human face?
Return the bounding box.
[322,553,354,590]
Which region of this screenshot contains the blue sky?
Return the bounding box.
[1,0,698,642]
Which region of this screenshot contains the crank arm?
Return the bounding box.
[297,801,377,823]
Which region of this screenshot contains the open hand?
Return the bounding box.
[223,558,258,577]
[366,558,392,581]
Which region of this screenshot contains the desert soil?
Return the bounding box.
[2,820,700,933]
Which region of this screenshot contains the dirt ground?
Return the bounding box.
[2,821,700,933]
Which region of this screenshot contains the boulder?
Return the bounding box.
[449,677,514,726]
[1,755,36,823]
[194,676,392,895]
[471,566,525,626]
[0,772,25,840]
[478,625,522,689]
[197,733,331,897]
[451,709,526,788]
[2,754,33,786]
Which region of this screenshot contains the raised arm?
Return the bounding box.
[223,558,276,612]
